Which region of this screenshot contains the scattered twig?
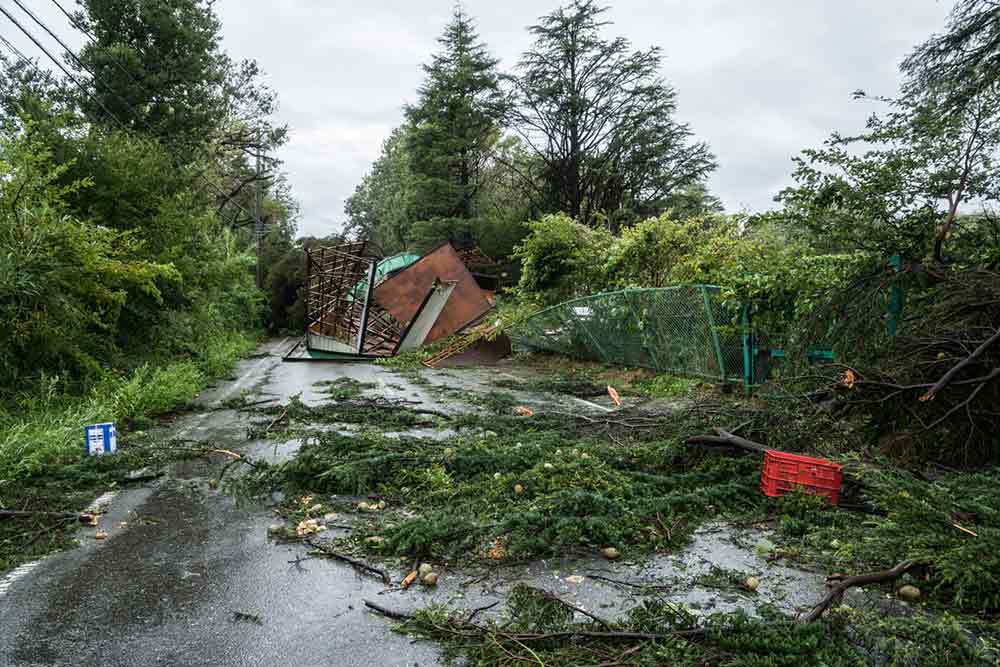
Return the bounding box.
[465,600,500,623]
[0,509,97,523]
[920,327,1000,402]
[261,408,289,435]
[306,539,390,584]
[363,599,707,642]
[585,573,670,591]
[364,599,413,620]
[800,561,914,623]
[953,523,978,537]
[540,590,612,629]
[231,610,264,625]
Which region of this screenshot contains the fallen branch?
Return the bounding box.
[465,600,500,623]
[585,573,670,591]
[260,408,289,436]
[920,327,1000,402]
[364,599,413,620]
[363,599,707,641]
[540,590,611,629]
[684,428,768,454]
[306,539,390,584]
[800,561,914,623]
[0,509,96,523]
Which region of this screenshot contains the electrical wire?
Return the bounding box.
[0,33,34,67]
[0,3,262,229]
[0,4,128,132]
[48,0,97,42]
[47,0,158,101]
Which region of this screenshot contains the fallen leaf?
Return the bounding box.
[838,369,856,390]
[607,385,621,407]
[488,538,507,560]
[513,406,534,417]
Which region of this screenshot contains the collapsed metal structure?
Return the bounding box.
[305,241,494,359]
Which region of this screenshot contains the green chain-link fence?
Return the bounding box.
[510,286,759,385]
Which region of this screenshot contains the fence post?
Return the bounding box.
[741,305,755,393]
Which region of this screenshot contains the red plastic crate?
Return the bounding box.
[760,450,843,505]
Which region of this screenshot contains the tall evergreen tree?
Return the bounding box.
[404,6,505,220]
[74,0,227,151]
[510,0,715,228]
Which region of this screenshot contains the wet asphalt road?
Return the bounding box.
[0,339,833,666]
[0,340,447,667]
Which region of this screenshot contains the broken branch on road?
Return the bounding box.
[305,538,390,584]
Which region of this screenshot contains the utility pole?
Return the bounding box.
[254,126,264,289]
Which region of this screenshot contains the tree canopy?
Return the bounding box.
[508,0,715,228]
[405,7,505,221]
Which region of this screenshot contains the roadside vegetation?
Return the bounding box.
[0,0,294,569]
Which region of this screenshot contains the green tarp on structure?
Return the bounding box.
[349,253,421,301]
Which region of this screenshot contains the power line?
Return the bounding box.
[14,0,99,82]
[0,33,34,67]
[11,0,143,129]
[1,5,267,235]
[49,0,96,42]
[47,0,157,101]
[0,4,261,230]
[0,4,127,132]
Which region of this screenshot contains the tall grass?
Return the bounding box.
[0,332,257,481]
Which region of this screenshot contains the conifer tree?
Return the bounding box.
[404,7,505,220]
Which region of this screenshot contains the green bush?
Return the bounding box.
[513,213,613,304]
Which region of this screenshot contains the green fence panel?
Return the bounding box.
[510,286,750,384]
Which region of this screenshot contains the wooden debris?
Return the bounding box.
[800,560,914,623]
[306,539,391,584]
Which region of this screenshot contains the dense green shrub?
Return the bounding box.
[513,213,613,304]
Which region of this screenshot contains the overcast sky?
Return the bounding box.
[3,1,955,237]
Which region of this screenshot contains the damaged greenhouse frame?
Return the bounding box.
[303,241,496,360]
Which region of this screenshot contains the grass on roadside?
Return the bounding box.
[0,332,257,481]
[0,330,259,573]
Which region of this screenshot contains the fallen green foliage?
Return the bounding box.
[493,353,701,400]
[313,377,377,401]
[235,405,765,561]
[391,586,995,666]
[775,468,1000,615]
[261,394,448,432]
